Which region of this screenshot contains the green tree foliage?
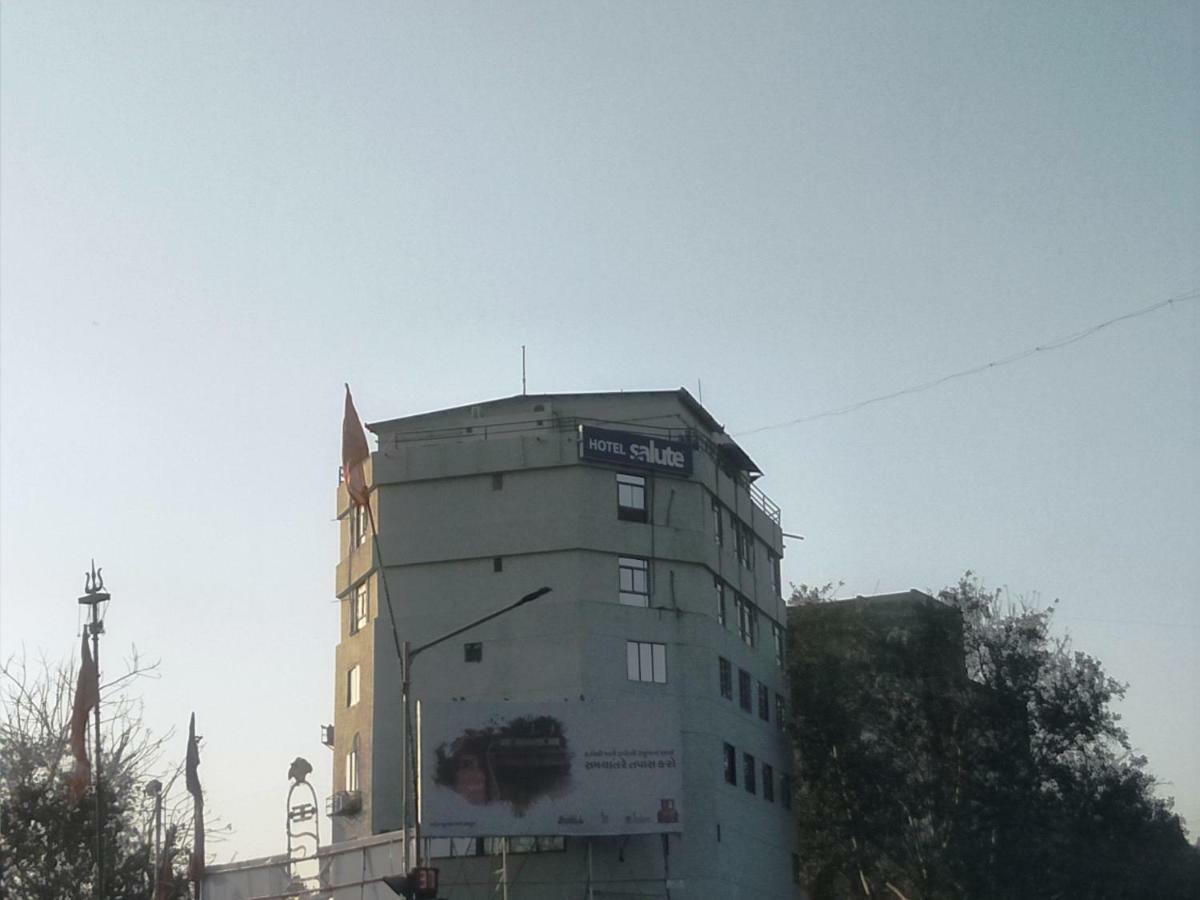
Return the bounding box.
[0,652,194,900]
[786,575,1200,899]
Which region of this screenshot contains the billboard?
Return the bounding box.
[578,425,693,475]
[420,701,683,837]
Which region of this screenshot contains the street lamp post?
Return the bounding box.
[78,561,110,900]
[400,586,552,870]
[145,779,163,897]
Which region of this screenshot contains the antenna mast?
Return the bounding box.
[521,346,527,395]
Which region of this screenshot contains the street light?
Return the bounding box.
[398,586,552,873]
[145,779,163,897]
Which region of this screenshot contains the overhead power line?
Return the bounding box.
[736,290,1199,438]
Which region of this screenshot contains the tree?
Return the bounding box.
[787,584,969,899]
[939,575,1200,899]
[0,650,195,900]
[785,574,1200,900]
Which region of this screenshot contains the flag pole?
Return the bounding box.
[343,386,409,867]
[363,492,409,864]
[78,561,110,900]
[92,607,103,900]
[186,712,206,900]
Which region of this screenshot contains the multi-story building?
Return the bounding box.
[329,389,798,898]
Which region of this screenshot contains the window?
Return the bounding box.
[781,773,793,810]
[493,556,503,572]
[618,557,650,607]
[712,497,723,545]
[792,852,801,884]
[715,577,726,627]
[775,693,786,731]
[735,521,753,569]
[350,583,369,635]
[773,623,785,667]
[346,665,360,707]
[345,733,360,792]
[763,763,775,802]
[351,503,368,548]
[737,596,757,647]
[626,641,666,683]
[617,473,647,522]
[719,657,732,699]
[758,682,770,721]
[770,552,782,597]
[464,642,482,662]
[723,743,737,785]
[743,753,756,794]
[738,668,752,712]
[492,473,503,490]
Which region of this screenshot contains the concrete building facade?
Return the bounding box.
[329,390,799,899]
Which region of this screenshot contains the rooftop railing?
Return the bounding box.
[344,415,782,526]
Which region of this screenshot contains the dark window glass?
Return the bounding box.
[737,596,757,647]
[743,753,756,794]
[351,504,369,549]
[758,683,770,721]
[723,743,737,785]
[464,642,482,662]
[492,473,503,490]
[350,583,368,635]
[719,657,732,699]
[617,473,648,522]
[763,763,775,802]
[776,693,786,731]
[738,669,752,712]
[493,556,503,572]
[781,773,793,810]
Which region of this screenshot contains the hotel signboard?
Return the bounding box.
[420,701,683,837]
[578,425,693,475]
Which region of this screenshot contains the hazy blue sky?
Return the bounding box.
[2,1,1196,861]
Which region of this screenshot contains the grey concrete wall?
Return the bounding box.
[327,392,800,897]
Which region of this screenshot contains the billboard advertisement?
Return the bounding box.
[578,425,693,475]
[420,701,683,837]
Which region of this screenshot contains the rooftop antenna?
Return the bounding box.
[697,379,702,403]
[521,345,527,395]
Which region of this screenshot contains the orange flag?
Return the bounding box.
[342,385,370,507]
[67,633,99,802]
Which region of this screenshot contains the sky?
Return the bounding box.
[1,1,1196,862]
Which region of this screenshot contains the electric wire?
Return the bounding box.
[736,290,1199,438]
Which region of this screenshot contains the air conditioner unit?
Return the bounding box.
[320,724,335,748]
[326,790,362,817]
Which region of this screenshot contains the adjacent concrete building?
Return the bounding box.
[329,389,799,898]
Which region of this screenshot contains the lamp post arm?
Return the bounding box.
[408,587,551,662]
[402,585,551,870]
